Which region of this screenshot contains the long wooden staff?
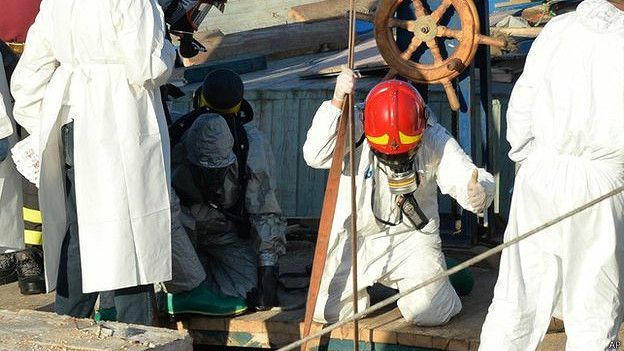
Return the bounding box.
[300,1,359,349]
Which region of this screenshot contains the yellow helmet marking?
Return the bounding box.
[399,131,422,145]
[366,133,390,145]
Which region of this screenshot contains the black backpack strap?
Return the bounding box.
[219,113,251,237]
[222,114,250,201]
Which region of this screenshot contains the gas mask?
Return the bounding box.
[374,145,429,230]
[376,151,418,196]
[364,80,428,229]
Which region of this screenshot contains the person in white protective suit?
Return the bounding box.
[0,46,24,257]
[303,71,495,325]
[10,0,176,325]
[479,0,624,349]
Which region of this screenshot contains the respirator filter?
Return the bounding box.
[387,169,418,195]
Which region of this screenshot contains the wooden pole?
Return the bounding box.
[299,2,359,350]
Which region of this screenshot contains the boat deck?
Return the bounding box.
[170,240,569,351]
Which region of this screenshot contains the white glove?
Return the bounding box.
[11,135,41,188]
[467,169,487,214]
[333,67,356,102]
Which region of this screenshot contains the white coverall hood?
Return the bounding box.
[480,2,624,350]
[184,114,237,169]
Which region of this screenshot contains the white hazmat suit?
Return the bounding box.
[11,0,176,293]
[479,1,624,350]
[303,100,495,325]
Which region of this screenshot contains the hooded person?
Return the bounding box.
[479,1,624,350]
[163,114,251,316]
[303,72,495,325]
[10,0,176,325]
[169,69,287,311]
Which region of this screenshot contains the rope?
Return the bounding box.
[278,184,624,351]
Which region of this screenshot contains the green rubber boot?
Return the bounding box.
[445,257,475,296]
[167,283,248,316]
[94,307,117,322]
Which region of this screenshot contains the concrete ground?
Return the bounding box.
[0,281,55,312]
[0,283,192,351]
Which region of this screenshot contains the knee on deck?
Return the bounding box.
[397,289,461,326]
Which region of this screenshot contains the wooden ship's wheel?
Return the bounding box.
[372,0,507,111]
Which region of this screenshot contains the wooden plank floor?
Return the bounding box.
[175,266,494,350]
[172,240,497,350]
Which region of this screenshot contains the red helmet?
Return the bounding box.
[363,80,426,157]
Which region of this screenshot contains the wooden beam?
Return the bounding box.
[494,0,534,8]
[287,0,377,23]
[183,19,349,66]
[183,55,267,83]
[490,26,543,38]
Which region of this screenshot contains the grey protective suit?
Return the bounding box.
[172,114,286,299]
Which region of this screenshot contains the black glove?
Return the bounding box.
[179,34,200,58]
